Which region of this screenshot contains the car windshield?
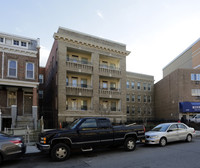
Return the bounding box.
[151,124,170,132]
[68,119,82,129]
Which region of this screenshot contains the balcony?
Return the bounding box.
[99,88,121,99]
[66,83,93,97]
[66,58,93,74]
[99,65,121,77]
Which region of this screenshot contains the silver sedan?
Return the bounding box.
[145,123,195,147]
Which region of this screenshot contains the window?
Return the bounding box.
[8,91,17,107]
[26,63,34,79]
[110,82,116,90]
[131,82,134,89]
[72,55,78,63]
[191,89,200,96]
[13,40,19,46]
[191,73,200,81]
[21,41,27,47]
[66,54,70,61]
[39,90,43,99]
[132,106,135,115]
[138,95,141,102]
[72,77,78,87]
[81,58,88,64]
[138,107,141,114]
[66,77,69,86]
[0,37,3,43]
[132,95,135,102]
[102,101,108,109]
[147,96,151,103]
[98,119,111,128]
[169,124,178,131]
[81,100,87,110]
[127,81,130,88]
[144,95,147,102]
[102,61,108,68]
[111,101,116,111]
[103,81,108,89]
[8,60,17,77]
[148,84,151,91]
[81,79,87,88]
[178,124,187,129]
[137,82,141,90]
[127,106,130,114]
[126,94,130,101]
[143,83,146,90]
[110,63,116,69]
[80,119,97,128]
[39,74,44,84]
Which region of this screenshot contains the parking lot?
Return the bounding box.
[1,136,200,168]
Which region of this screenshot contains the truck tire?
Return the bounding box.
[51,143,71,161]
[124,137,136,151]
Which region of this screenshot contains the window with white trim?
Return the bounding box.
[21,41,27,47]
[0,37,3,43]
[13,40,19,46]
[8,60,17,77]
[26,62,34,79]
[8,91,17,107]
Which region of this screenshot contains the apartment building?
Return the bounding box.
[126,72,154,122]
[43,27,130,127]
[0,32,40,130]
[155,38,200,121]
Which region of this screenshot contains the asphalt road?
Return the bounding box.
[2,137,200,168]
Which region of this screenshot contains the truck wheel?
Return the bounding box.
[124,137,136,151]
[51,143,70,161]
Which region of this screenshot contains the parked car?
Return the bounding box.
[189,114,200,123]
[145,123,195,147]
[0,132,26,164]
[37,117,145,161]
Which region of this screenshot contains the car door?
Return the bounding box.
[97,118,114,146]
[177,123,188,140]
[166,124,178,142]
[77,118,100,148]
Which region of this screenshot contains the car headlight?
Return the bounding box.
[150,135,159,139]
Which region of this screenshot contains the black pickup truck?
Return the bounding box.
[37,117,145,161]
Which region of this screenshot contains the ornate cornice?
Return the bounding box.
[54,33,130,56]
[0,45,38,57]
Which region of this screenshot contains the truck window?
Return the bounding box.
[98,119,111,128]
[80,119,97,128]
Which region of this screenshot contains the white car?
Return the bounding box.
[190,114,200,123]
[145,123,195,147]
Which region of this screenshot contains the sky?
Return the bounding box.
[1,0,200,82]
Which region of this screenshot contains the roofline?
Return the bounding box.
[0,31,38,41]
[58,26,127,47]
[163,37,200,70]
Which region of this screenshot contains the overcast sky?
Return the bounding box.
[1,0,200,82]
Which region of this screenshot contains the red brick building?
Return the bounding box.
[0,32,40,130]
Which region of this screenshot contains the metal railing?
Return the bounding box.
[66,58,92,65]
[66,83,93,88]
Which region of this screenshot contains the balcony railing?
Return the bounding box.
[67,58,92,65]
[66,59,93,73]
[99,66,121,77]
[99,88,121,98]
[99,107,121,112]
[99,64,120,71]
[66,106,93,111]
[66,83,92,89]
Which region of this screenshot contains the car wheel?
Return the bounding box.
[124,137,136,151]
[186,134,192,142]
[159,137,167,147]
[51,143,70,161]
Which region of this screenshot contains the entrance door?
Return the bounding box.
[24,95,33,115]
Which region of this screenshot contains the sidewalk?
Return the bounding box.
[26,144,40,154]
